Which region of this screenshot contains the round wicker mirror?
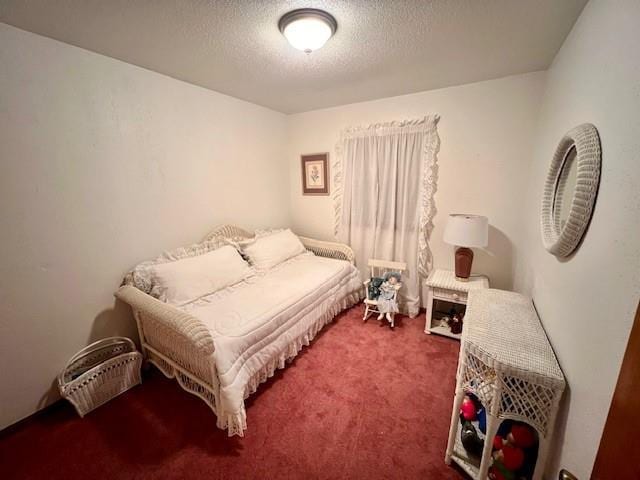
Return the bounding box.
[541,123,601,257]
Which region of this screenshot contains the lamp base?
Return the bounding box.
[454,247,474,280]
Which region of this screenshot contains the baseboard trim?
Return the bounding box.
[0,399,67,439]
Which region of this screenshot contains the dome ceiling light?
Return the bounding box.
[278,8,337,53]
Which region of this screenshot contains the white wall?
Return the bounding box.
[3,4,639,476]
[287,72,545,291]
[0,23,288,429]
[513,1,640,477]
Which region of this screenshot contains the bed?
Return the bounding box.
[115,225,362,436]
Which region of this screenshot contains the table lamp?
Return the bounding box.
[443,214,488,281]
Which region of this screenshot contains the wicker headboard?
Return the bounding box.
[202,224,253,242]
[203,224,355,264]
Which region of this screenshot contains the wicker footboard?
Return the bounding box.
[115,286,221,417]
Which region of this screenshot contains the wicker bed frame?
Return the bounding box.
[115,225,355,435]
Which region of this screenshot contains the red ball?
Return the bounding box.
[501,445,525,471]
[510,424,536,448]
[460,397,477,421]
[493,435,505,450]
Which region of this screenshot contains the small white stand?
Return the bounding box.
[424,270,489,339]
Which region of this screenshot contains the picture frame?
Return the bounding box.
[301,153,330,195]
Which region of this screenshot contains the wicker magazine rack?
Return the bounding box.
[445,289,566,480]
[59,337,142,417]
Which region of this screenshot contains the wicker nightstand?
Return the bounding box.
[424,269,489,339]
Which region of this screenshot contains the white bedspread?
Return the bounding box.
[179,252,362,435]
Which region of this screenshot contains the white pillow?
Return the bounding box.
[241,229,306,271]
[150,245,252,305]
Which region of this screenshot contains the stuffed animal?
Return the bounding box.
[489,464,514,480]
[493,423,537,451]
[493,444,525,471]
[508,424,536,449]
[460,419,484,456]
[491,422,538,479]
[449,312,464,334]
[460,395,477,421]
[367,277,384,300]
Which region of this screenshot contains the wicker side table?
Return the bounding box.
[425,269,489,339]
[444,289,566,480]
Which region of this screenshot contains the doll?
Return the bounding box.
[376,271,401,323]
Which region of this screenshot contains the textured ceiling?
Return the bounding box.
[0,0,587,113]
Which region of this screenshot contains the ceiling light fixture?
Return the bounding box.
[278,8,337,54]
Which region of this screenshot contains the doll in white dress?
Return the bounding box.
[377,272,401,324]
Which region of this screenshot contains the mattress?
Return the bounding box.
[179,252,362,434]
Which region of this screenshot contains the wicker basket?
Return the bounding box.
[58,337,142,417]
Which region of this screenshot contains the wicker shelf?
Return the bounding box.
[444,289,566,480]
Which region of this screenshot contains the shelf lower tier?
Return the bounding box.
[428,324,462,340]
[450,421,484,479]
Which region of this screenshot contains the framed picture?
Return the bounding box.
[301,153,330,195]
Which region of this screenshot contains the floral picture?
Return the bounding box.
[301,153,329,195]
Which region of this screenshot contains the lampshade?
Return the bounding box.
[443,214,489,248]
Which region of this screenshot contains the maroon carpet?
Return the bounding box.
[0,305,465,480]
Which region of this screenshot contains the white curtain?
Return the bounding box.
[333,116,440,317]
